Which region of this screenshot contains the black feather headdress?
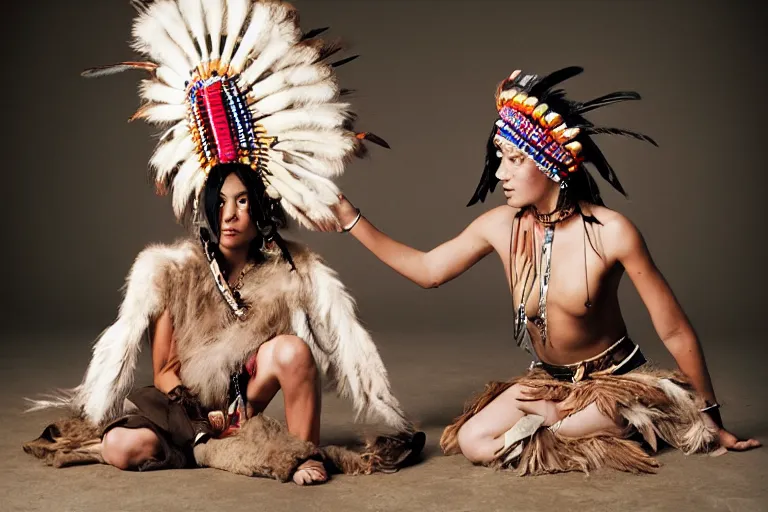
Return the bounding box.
[467,67,657,206]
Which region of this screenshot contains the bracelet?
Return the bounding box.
[342,209,362,232]
[700,402,721,413]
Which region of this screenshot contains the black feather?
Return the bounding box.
[339,88,356,97]
[529,66,584,98]
[317,41,343,62]
[573,91,641,115]
[360,132,390,149]
[330,55,359,68]
[467,125,501,206]
[301,27,329,40]
[586,127,658,147]
[580,137,627,196]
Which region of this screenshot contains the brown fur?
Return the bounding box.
[194,416,423,480]
[193,415,321,482]
[440,367,718,476]
[165,240,317,409]
[22,416,104,468]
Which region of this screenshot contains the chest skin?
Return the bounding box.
[490,206,630,365]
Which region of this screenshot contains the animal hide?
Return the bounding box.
[28,238,410,433]
[440,368,719,476]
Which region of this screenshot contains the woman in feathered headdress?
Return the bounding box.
[23,0,424,485]
[331,68,760,475]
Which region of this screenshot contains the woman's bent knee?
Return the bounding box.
[272,335,316,377]
[457,423,492,464]
[102,427,159,470]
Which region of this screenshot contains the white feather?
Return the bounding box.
[133,11,192,79]
[291,309,331,377]
[158,120,187,143]
[273,129,355,161]
[179,0,209,61]
[248,63,332,102]
[278,149,346,178]
[220,0,249,69]
[280,198,316,230]
[140,79,186,105]
[156,66,188,90]
[271,150,342,196]
[259,103,352,134]
[150,133,196,180]
[172,155,203,217]
[136,103,188,124]
[251,81,338,116]
[262,169,307,210]
[203,0,224,59]
[228,2,272,73]
[191,166,207,200]
[268,160,336,221]
[240,39,292,87]
[150,0,201,65]
[303,259,410,431]
[273,42,322,70]
[240,7,301,84]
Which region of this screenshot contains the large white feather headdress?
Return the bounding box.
[85,0,386,230]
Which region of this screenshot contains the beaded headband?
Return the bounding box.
[468,67,658,206]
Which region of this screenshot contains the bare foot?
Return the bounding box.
[292,458,328,485]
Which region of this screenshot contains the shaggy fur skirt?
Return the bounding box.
[439,366,720,475]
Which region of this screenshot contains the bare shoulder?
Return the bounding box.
[584,204,645,260]
[471,205,519,235]
[466,205,519,255]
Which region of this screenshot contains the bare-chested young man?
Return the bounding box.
[330,68,760,474]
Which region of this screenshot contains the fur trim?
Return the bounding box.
[441,368,719,476]
[300,256,410,432]
[22,416,104,468]
[193,414,320,482]
[26,242,197,425]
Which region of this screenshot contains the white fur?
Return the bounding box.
[28,244,196,425]
[303,259,410,431]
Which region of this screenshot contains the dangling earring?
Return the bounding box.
[560,180,567,190]
[496,150,503,158]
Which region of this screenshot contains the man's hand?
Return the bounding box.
[718,428,761,451]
